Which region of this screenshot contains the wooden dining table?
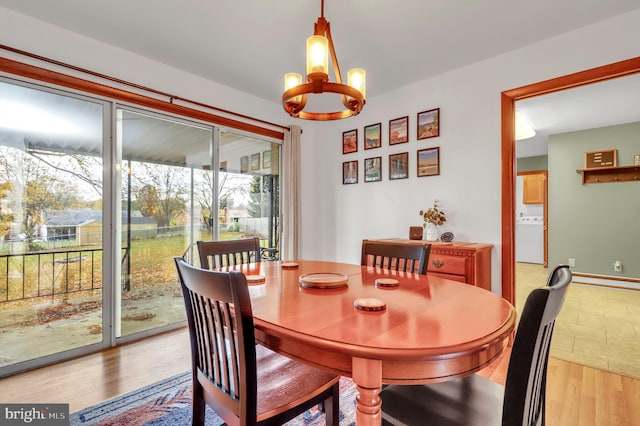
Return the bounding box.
[223,260,517,426]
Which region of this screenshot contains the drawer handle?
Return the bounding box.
[432,260,445,268]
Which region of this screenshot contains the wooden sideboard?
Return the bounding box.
[370,239,493,291]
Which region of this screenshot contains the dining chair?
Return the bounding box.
[197,237,261,269]
[361,239,431,274]
[379,264,572,426]
[174,257,340,426]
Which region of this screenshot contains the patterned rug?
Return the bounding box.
[70,371,357,425]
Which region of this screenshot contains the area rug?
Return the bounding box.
[70,371,357,425]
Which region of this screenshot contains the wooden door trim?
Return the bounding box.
[501,56,640,305]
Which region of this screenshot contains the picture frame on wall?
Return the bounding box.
[343,160,358,184]
[342,129,358,154]
[389,152,409,180]
[263,150,271,168]
[364,156,382,182]
[417,147,440,177]
[417,108,440,139]
[584,149,616,168]
[364,123,382,150]
[250,153,260,170]
[389,116,408,145]
[240,156,249,173]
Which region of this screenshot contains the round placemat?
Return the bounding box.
[281,262,299,269]
[299,272,348,289]
[246,274,265,284]
[375,278,399,288]
[354,298,386,312]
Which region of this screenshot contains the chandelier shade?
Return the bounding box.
[282,0,366,120]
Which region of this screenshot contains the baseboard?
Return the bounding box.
[571,272,640,291]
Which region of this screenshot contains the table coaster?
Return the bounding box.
[245,274,265,284]
[281,262,299,269]
[375,278,399,288]
[299,272,348,289]
[354,298,386,312]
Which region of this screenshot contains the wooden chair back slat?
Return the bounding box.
[197,238,261,269]
[361,239,431,274]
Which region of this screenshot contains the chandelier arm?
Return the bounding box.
[325,24,343,85]
[282,82,365,120]
[325,23,355,110]
[282,93,308,115]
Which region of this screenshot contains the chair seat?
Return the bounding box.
[256,344,339,422]
[381,375,504,426]
[381,265,572,426]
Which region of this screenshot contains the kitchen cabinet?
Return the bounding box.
[370,239,493,291]
[523,173,544,204]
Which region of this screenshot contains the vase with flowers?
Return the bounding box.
[419,199,446,241]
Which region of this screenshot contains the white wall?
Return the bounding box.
[2,7,640,294]
[0,7,285,126]
[299,9,640,294]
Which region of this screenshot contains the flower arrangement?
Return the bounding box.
[419,199,446,227]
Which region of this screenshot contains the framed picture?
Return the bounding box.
[364,156,382,182]
[389,116,408,145]
[342,129,358,154]
[364,123,382,150]
[417,108,440,139]
[250,153,260,170]
[343,160,358,184]
[240,156,249,173]
[389,152,409,180]
[417,147,440,177]
[263,150,271,168]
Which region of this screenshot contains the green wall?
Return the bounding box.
[517,155,548,173]
[548,122,640,278]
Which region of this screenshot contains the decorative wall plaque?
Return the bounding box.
[584,149,616,169]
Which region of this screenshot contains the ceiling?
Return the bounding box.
[1,0,639,157]
[516,72,640,158]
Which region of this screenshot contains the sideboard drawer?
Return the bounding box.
[428,271,467,283]
[428,254,466,276]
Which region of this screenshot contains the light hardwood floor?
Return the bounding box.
[0,327,639,425]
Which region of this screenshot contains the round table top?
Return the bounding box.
[225,260,516,362]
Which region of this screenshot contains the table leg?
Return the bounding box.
[352,357,382,426]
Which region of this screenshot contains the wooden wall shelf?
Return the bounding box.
[576,165,640,184]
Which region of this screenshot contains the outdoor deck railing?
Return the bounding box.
[1,239,278,304]
[0,248,128,304]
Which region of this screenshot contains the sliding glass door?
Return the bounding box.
[0,78,282,376]
[117,108,213,338]
[0,79,108,374]
[217,132,280,253]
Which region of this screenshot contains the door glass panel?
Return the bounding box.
[0,80,104,372]
[118,109,212,337]
[0,78,283,375]
[218,132,280,259]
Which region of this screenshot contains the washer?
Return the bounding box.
[516,216,544,264]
